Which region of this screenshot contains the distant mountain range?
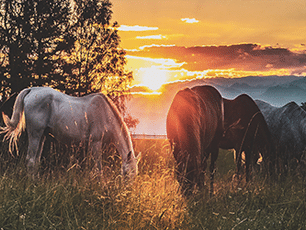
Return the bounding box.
[127,75,306,135]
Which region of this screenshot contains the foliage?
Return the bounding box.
[53,0,133,100]
[0,0,71,99]
[1,139,306,229]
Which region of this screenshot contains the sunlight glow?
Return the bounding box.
[129,91,162,96]
[126,55,184,68]
[139,66,168,91]
[126,54,295,90]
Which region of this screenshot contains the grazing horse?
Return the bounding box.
[256,100,306,174]
[220,94,275,182]
[1,87,139,180]
[166,85,224,196]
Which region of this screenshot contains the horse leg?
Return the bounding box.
[243,146,259,183]
[245,149,250,183]
[209,147,219,197]
[245,136,257,183]
[90,141,103,172]
[26,130,46,178]
[235,147,243,183]
[199,152,207,191]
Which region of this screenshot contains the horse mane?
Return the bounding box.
[97,93,132,144]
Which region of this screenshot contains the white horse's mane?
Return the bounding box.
[98,93,132,144]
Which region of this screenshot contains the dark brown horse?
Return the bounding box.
[220,94,275,182]
[167,87,275,196]
[166,85,224,196]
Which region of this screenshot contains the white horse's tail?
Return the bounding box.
[0,88,31,154]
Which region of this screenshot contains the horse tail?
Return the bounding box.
[0,88,31,154]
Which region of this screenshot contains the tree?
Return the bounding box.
[0,0,72,101]
[54,0,132,97]
[53,0,136,126]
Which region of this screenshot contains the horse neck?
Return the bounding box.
[111,121,134,160]
[101,93,135,160]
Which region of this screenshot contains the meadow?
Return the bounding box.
[0,138,305,229]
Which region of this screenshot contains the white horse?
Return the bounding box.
[1,87,140,180]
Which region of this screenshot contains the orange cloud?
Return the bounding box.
[126,55,184,69]
[181,18,199,24]
[136,35,167,40]
[118,25,158,31]
[127,43,306,73]
[138,44,176,50]
[125,44,306,89]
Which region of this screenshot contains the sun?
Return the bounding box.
[139,66,168,91]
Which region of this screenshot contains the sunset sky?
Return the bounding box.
[111,0,306,91]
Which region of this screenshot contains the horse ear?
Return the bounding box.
[127,151,132,162]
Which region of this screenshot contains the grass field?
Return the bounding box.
[0,138,306,229]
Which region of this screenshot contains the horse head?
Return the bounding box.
[122,151,141,182]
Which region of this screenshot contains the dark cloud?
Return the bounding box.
[127,44,306,72]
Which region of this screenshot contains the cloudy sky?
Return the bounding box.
[111,0,306,91]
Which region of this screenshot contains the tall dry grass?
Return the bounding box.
[0,138,305,229]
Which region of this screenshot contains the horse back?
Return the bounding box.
[191,85,223,131]
[167,86,222,156]
[23,88,113,144]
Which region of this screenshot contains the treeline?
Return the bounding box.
[0,0,136,127]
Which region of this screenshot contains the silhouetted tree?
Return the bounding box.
[0,0,72,101]
[54,1,133,98]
